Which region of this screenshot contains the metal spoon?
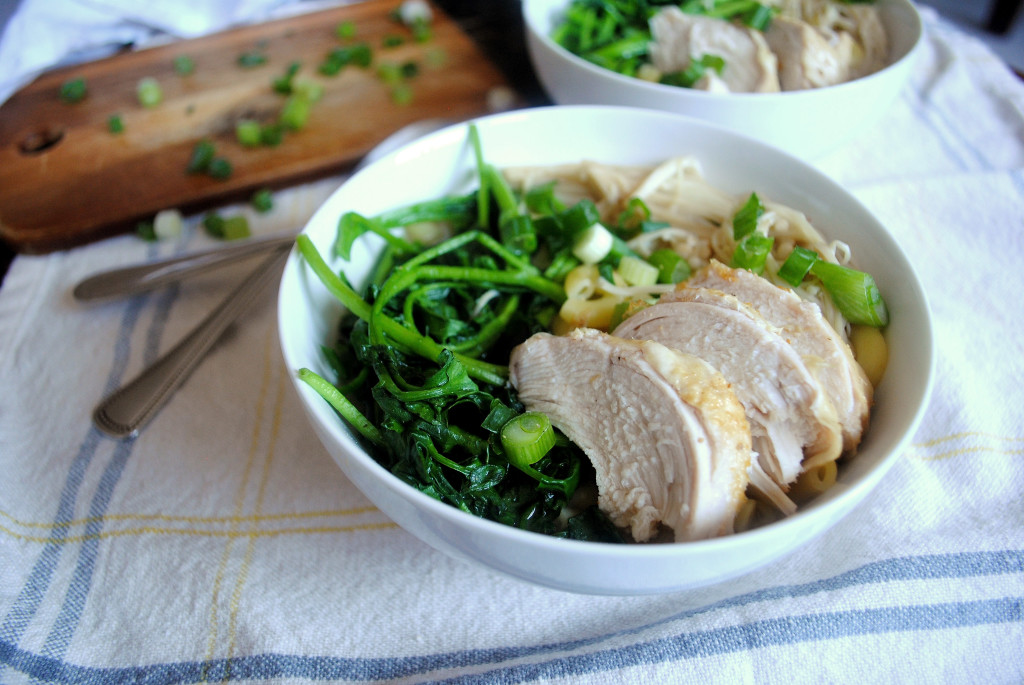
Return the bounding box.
[73,234,294,302]
[73,117,451,303]
[91,118,451,438]
[93,247,290,438]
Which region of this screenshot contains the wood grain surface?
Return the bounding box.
[0,0,518,254]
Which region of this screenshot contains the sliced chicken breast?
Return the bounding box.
[509,328,751,542]
[649,8,781,93]
[613,297,842,499]
[679,260,871,453]
[765,15,849,90]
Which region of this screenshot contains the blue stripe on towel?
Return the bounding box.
[34,284,181,668]
[1,550,1021,684]
[0,293,147,653]
[442,597,1023,685]
[1010,168,1024,199]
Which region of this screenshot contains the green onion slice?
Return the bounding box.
[732,192,765,240]
[777,246,818,287]
[731,233,774,275]
[501,412,556,468]
[59,77,87,103]
[186,140,215,174]
[136,77,163,108]
[648,248,691,284]
[236,120,262,147]
[173,55,195,76]
[810,261,889,327]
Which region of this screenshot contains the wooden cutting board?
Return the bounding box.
[0,0,519,254]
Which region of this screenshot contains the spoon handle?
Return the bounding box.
[93,248,291,438]
[73,234,294,302]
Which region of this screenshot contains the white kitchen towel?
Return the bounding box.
[1,5,1022,685]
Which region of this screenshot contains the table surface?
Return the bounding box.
[1,3,1023,684]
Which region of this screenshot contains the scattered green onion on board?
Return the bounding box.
[237,51,268,68]
[186,140,216,174]
[59,77,87,103]
[251,188,274,213]
[173,55,195,76]
[136,77,163,108]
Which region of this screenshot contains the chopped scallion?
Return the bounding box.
[261,123,285,147]
[647,248,691,284]
[202,213,225,238]
[810,261,889,327]
[136,77,163,108]
[731,233,774,274]
[59,77,87,103]
[272,61,302,94]
[572,223,614,264]
[280,94,311,130]
[153,209,184,240]
[501,412,556,468]
[136,220,156,241]
[207,157,233,180]
[186,140,216,174]
[336,20,356,39]
[732,192,764,240]
[251,188,274,213]
[558,199,601,239]
[221,215,250,240]
[238,51,268,68]
[777,245,819,287]
[173,55,195,76]
[390,83,413,105]
[617,255,659,286]
[204,213,250,240]
[236,119,262,147]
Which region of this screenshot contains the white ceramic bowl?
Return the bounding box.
[278,106,933,595]
[523,0,923,160]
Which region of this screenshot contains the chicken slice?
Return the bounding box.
[765,15,849,90]
[509,328,751,542]
[678,260,871,453]
[649,8,781,93]
[843,5,889,79]
[613,296,842,501]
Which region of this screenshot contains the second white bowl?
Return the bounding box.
[523,0,923,160]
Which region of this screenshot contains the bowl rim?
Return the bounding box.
[522,0,924,102]
[279,104,936,560]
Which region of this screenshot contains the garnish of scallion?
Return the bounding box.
[810,261,889,327]
[777,245,819,287]
[732,192,764,240]
[731,233,774,275]
[136,77,163,108]
[648,248,691,284]
[501,412,556,469]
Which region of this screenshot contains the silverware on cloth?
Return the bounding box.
[73,235,295,302]
[92,248,290,438]
[87,118,451,439]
